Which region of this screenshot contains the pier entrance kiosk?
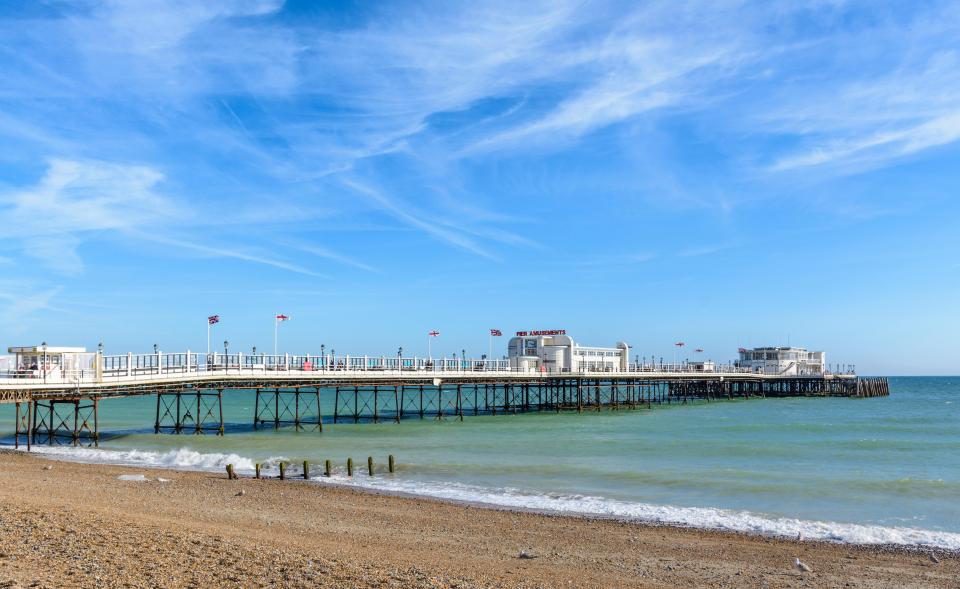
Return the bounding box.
[7,346,98,382]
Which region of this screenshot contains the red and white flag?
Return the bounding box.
[276,314,290,322]
[208,315,220,325]
[694,348,703,353]
[490,329,502,337]
[429,330,440,337]
[675,341,685,347]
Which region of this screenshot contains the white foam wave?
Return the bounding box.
[323,475,960,550]
[27,446,259,473]
[18,446,960,550]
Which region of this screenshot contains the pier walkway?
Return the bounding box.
[0,350,887,449]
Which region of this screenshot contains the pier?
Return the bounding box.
[0,349,888,449]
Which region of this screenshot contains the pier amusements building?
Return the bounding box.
[507,330,629,372]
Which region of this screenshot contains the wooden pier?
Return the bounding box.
[0,351,888,449]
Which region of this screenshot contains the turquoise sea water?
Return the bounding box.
[2,376,958,547]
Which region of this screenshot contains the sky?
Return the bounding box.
[0,0,958,375]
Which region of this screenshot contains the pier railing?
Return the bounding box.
[0,351,854,385]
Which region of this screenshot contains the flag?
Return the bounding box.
[675,341,685,347]
[738,347,747,353]
[695,348,703,353]
[208,315,220,325]
[276,314,290,321]
[490,329,502,336]
[429,330,440,337]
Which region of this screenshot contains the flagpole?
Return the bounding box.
[207,321,210,356]
[428,334,432,360]
[274,314,278,358]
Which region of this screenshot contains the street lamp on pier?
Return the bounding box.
[41,341,47,384]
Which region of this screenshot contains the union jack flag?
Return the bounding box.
[276,314,290,321]
[429,330,440,337]
[675,341,685,347]
[490,329,502,336]
[695,348,703,353]
[208,315,220,325]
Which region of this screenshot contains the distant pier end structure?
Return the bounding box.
[1,335,888,449]
[735,347,827,376]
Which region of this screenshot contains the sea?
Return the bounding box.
[2,376,958,549]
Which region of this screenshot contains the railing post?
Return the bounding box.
[126,352,132,377]
[186,350,191,374]
[237,352,242,374]
[284,353,289,371]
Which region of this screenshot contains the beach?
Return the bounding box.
[0,451,954,588]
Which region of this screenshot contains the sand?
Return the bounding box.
[0,450,954,588]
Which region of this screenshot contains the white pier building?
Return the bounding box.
[507,330,629,373]
[736,346,825,376]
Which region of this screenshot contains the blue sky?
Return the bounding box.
[1,1,958,374]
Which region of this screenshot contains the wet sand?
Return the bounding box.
[0,450,954,588]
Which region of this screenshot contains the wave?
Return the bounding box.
[27,445,263,473]
[322,475,960,550]
[18,445,960,550]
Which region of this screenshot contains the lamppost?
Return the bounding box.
[98,342,104,354]
[321,344,326,371]
[461,349,466,370]
[224,340,229,371]
[41,341,47,384]
[398,346,403,372]
[153,343,158,354]
[331,349,336,370]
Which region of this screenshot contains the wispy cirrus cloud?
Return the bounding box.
[763,9,960,173]
[0,158,174,273]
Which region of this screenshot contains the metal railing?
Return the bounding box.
[0,352,855,385]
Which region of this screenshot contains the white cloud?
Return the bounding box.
[1,159,174,272]
[340,179,496,259]
[284,242,379,273]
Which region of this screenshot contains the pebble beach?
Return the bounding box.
[0,450,955,588]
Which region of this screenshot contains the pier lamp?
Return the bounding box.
[252,346,256,356]
[398,347,403,371]
[224,340,229,355]
[98,342,103,354]
[41,341,47,384]
[153,343,158,354]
